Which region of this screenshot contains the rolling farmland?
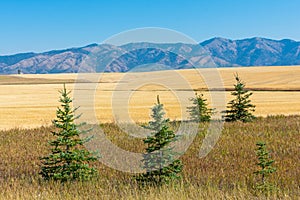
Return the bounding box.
[1,66,300,130]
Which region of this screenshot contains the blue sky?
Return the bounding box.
[1,0,300,55]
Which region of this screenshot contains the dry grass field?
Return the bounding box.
[0,66,300,199]
[1,66,300,130]
[0,116,299,199]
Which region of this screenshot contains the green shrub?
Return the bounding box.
[136,95,183,186]
[254,141,277,192]
[40,84,97,182]
[224,74,255,122]
[187,93,214,122]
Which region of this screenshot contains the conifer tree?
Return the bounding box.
[187,93,214,122]
[40,84,97,182]
[224,74,255,122]
[254,141,276,192]
[136,95,183,186]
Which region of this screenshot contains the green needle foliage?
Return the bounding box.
[224,74,255,122]
[136,95,183,186]
[187,93,214,122]
[40,84,97,182]
[254,141,277,192]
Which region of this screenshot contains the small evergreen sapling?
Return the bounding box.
[40,84,97,182]
[187,93,214,122]
[254,141,276,192]
[224,74,255,122]
[136,95,183,186]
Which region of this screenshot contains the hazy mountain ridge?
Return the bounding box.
[1,37,300,74]
[201,37,300,66]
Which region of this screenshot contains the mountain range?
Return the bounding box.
[1,37,300,74]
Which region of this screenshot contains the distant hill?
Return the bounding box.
[1,37,300,74]
[200,37,300,66]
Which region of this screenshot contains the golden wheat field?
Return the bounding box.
[1,66,300,130]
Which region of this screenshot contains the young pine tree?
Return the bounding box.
[40,84,97,182]
[224,74,255,122]
[187,93,214,122]
[254,141,277,192]
[136,95,183,186]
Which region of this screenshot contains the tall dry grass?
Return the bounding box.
[0,115,299,199]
